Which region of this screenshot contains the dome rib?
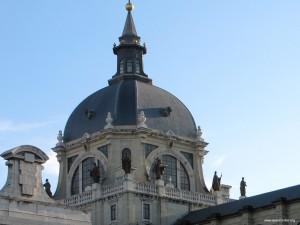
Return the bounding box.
[64,80,197,142]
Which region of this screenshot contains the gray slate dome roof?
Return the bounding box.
[63,5,198,142]
[63,80,197,142]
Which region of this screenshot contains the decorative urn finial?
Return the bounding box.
[56,130,64,146]
[137,111,147,128]
[104,112,114,129]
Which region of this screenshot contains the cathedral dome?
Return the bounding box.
[63,3,197,142]
[63,79,197,142]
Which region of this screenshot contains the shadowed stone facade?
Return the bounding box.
[0,145,91,225]
[176,185,300,225]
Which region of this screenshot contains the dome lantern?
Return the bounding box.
[110,1,151,85]
[63,2,197,142]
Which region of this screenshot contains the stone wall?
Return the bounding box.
[0,145,91,225]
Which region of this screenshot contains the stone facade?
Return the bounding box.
[0,2,235,225]
[54,127,231,225]
[47,3,233,224]
[0,145,91,225]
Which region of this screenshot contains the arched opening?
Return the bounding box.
[71,167,79,195]
[122,148,131,174]
[70,157,104,195]
[150,155,190,191]
[179,163,190,191]
[162,155,177,188]
[82,157,95,192]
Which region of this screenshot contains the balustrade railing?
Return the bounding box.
[64,190,92,206]
[102,183,124,197]
[165,187,216,204]
[64,180,216,207]
[135,182,158,195]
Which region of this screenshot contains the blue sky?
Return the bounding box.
[0,1,299,199]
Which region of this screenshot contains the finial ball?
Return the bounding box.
[126,1,134,12]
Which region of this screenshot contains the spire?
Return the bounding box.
[109,1,151,85]
[119,0,140,45]
[122,11,138,37]
[122,1,138,37]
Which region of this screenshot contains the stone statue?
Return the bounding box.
[122,149,132,174]
[43,179,52,198]
[197,126,204,141]
[154,158,166,180]
[57,130,63,146]
[240,177,247,197]
[90,163,100,183]
[212,171,222,191]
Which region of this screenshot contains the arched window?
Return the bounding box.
[70,157,103,195]
[122,148,131,160]
[120,60,125,74]
[162,155,177,188]
[122,148,131,174]
[71,167,79,195]
[179,163,190,191]
[82,157,95,192]
[151,155,190,191]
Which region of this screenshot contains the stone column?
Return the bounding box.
[195,144,209,193]
[213,191,224,205]
[123,173,135,192]
[53,145,67,199]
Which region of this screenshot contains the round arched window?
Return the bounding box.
[151,155,190,191]
[82,157,95,192]
[122,148,132,174]
[70,157,103,195]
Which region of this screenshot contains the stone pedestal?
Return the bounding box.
[92,183,101,199]
[156,179,166,196]
[124,174,135,191]
[214,191,224,205]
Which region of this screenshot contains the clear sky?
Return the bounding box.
[0,1,299,199]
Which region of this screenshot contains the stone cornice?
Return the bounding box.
[59,128,208,152]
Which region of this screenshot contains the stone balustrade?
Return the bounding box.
[135,182,158,195]
[102,183,124,197]
[64,180,216,207]
[64,190,93,206]
[165,187,216,205]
